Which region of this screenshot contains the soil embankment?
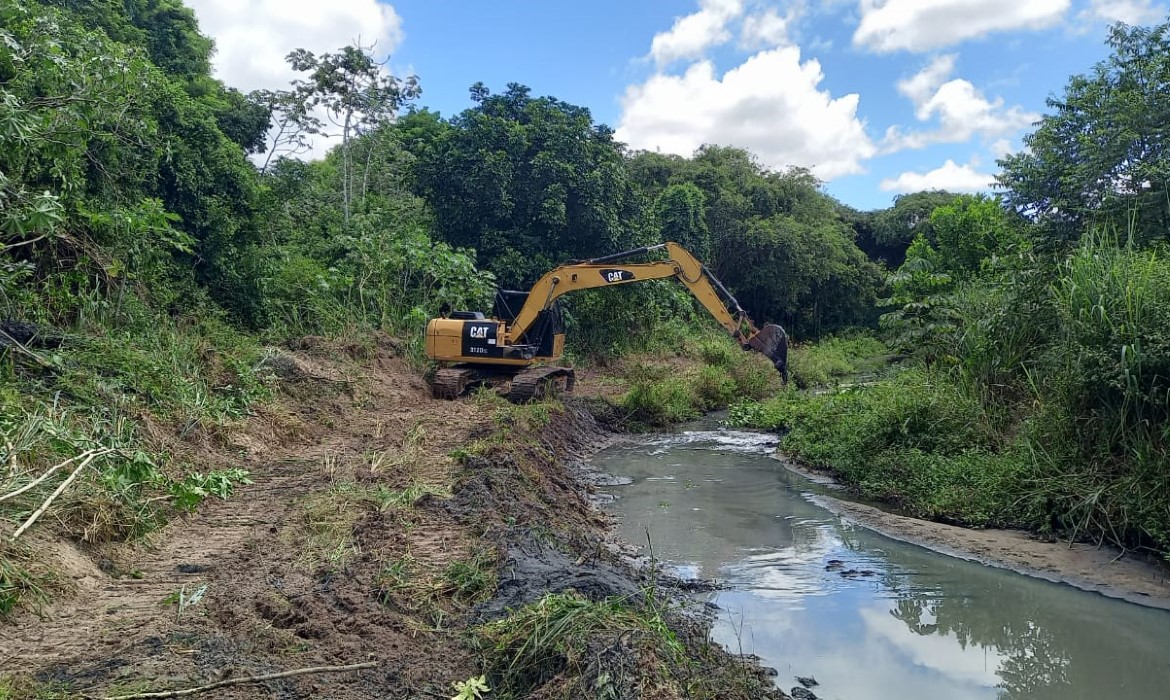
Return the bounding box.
[779,458,1170,610]
[0,336,782,699]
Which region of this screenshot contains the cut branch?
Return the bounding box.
[0,327,52,367]
[11,448,112,540]
[0,449,102,504]
[95,661,379,700]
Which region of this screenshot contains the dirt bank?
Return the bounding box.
[0,337,783,699]
[778,458,1170,610]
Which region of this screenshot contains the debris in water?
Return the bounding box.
[797,676,819,688]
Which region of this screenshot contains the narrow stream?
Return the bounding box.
[593,421,1170,700]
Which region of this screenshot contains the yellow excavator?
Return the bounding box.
[425,242,788,401]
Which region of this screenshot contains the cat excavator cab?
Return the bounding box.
[425,242,788,401]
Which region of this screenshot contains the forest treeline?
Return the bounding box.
[3,0,1170,567]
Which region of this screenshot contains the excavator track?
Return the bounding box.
[507,366,576,403]
[431,367,476,400]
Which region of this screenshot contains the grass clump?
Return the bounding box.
[616,332,782,428]
[475,592,683,699]
[0,544,52,619]
[619,363,701,427]
[787,333,889,389]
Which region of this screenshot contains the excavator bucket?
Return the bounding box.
[748,324,789,383]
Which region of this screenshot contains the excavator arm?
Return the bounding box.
[506,242,788,377]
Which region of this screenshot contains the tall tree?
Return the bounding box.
[998,17,1170,247]
[409,83,645,287]
[654,183,710,260]
[286,45,419,224]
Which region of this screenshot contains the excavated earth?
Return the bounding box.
[0,335,783,699]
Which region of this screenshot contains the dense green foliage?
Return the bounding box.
[618,333,780,428]
[0,0,882,592]
[999,21,1170,247]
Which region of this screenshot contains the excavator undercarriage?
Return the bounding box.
[430,365,576,402]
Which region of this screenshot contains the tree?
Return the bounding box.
[654,183,710,260]
[408,83,646,287]
[719,214,883,335]
[863,190,961,266]
[287,44,420,223]
[250,88,323,173]
[929,195,1028,275]
[998,17,1170,247]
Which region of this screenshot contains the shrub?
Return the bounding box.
[692,365,736,409]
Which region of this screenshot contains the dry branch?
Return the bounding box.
[0,449,102,504]
[4,438,15,477]
[11,448,112,540]
[0,327,52,367]
[96,661,379,700]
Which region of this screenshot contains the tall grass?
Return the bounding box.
[786,333,889,389]
[617,332,781,428]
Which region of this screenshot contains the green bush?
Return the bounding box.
[729,368,1026,527]
[692,365,736,409]
[787,334,889,389]
[620,374,700,427]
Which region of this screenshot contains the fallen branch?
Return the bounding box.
[4,438,15,477]
[0,449,102,504]
[0,327,52,368]
[96,661,379,700]
[11,448,112,540]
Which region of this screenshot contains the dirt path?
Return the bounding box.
[1,337,492,697]
[2,340,786,700]
[778,460,1170,610]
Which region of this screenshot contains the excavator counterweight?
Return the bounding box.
[425,242,788,401]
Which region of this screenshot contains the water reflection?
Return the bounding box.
[595,428,1170,700]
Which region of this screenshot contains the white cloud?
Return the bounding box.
[853,0,1071,53]
[880,159,995,193]
[1080,0,1165,25]
[616,47,875,180]
[740,7,796,49]
[187,0,404,157]
[649,0,744,66]
[896,54,957,109]
[991,138,1013,158]
[188,0,403,92]
[882,56,1039,151]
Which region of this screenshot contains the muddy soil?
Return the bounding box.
[1,337,783,700]
[779,458,1170,610]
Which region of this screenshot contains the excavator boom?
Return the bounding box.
[425,241,788,400]
[506,243,755,343]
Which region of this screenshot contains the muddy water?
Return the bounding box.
[593,423,1170,700]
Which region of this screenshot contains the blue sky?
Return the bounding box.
[189,0,1167,210]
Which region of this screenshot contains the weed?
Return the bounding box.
[619,363,700,427]
[169,469,253,511]
[787,333,889,389]
[442,550,498,607]
[0,675,71,700]
[692,365,736,410]
[163,582,209,622]
[450,675,491,700]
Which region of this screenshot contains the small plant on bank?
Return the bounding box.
[451,675,491,700]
